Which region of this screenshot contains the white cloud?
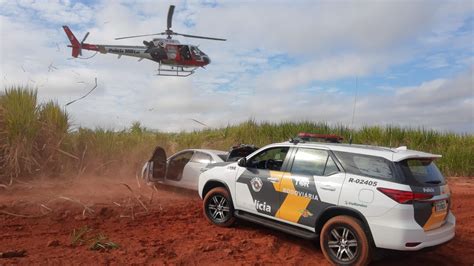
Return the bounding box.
[2,0,94,24]
[256,53,403,92]
[194,1,473,54]
[395,71,473,106]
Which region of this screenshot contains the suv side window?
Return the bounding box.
[334,151,393,179]
[324,156,339,176]
[247,147,289,171]
[291,148,339,176]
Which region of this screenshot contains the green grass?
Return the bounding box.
[70,226,119,251]
[70,226,91,246]
[1,86,472,180]
[89,233,120,251]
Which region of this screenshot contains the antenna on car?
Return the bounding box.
[389,126,393,148]
[349,76,358,145]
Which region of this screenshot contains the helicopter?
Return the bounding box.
[63,5,226,77]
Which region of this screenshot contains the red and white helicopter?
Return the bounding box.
[63,5,225,76]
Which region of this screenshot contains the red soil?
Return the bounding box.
[0,176,473,265]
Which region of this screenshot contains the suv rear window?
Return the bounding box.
[398,159,445,185]
[334,151,394,179]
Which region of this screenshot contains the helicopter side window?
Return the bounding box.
[166,46,177,59]
[180,46,192,60]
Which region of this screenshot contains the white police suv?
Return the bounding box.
[198,136,455,265]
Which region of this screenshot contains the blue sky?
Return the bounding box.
[0,0,473,132]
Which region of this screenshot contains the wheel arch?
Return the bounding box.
[315,206,375,244]
[202,179,231,198]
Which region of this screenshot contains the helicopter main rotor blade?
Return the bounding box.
[167,5,175,30]
[175,32,226,41]
[115,32,166,40]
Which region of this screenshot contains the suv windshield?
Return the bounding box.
[398,159,445,185]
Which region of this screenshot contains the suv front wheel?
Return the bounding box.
[320,215,372,265]
[203,187,236,227]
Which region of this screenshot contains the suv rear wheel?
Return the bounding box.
[320,215,372,265]
[203,187,236,227]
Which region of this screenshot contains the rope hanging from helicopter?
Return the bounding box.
[68,51,98,60]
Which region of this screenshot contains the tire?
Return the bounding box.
[203,187,236,227]
[320,215,372,266]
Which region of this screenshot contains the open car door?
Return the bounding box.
[145,146,167,182]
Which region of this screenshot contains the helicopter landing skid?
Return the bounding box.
[156,64,197,77]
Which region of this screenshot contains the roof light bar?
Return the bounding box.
[296,132,344,143]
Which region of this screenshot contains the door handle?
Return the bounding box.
[320,185,336,192]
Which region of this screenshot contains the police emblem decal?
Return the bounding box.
[250,177,263,192]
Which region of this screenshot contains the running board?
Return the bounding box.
[234,210,318,240]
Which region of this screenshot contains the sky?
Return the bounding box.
[0,0,473,133]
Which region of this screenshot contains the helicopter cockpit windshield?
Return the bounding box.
[190,46,205,61]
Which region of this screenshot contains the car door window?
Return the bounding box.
[247,147,289,171]
[167,151,194,181]
[191,152,212,164]
[324,155,339,176]
[291,148,339,176]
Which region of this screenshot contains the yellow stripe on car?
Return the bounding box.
[273,172,311,223]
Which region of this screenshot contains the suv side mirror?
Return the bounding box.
[237,157,247,167]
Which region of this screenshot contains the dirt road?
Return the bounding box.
[0,176,473,265]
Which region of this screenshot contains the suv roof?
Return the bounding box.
[266,141,441,162]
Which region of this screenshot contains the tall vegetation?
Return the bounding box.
[0,88,40,179]
[0,87,69,181]
[37,100,69,174]
[0,86,472,183]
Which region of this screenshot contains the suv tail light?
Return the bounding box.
[377,187,433,204]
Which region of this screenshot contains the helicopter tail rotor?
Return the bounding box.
[80,32,90,44]
[63,26,91,57]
